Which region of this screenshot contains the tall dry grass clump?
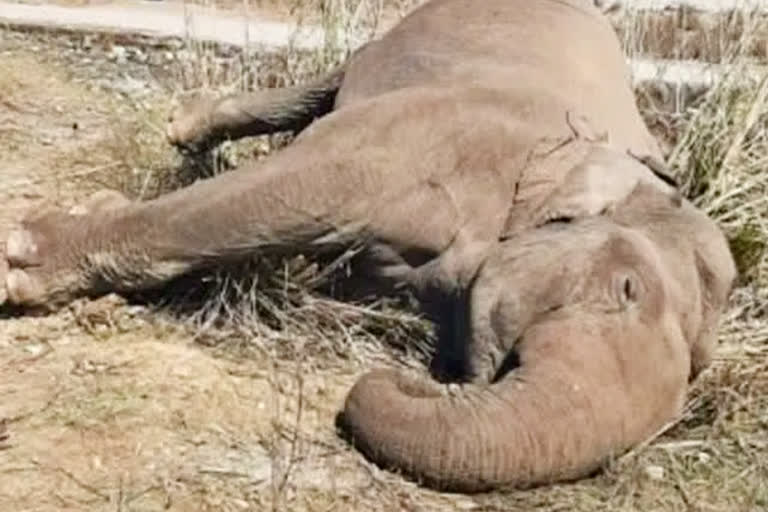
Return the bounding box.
[614,5,768,63]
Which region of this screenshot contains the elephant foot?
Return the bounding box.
[166,95,219,153]
[1,190,131,309]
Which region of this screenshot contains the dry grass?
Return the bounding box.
[181,0,423,25]
[612,6,768,63]
[1,2,767,511]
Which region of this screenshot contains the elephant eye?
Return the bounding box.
[544,214,574,225]
[624,277,635,300]
[617,273,640,309]
[537,214,574,231]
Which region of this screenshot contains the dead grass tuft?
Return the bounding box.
[614,6,768,63]
[665,66,768,287]
[141,249,435,374]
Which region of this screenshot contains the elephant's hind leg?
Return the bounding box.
[167,64,346,152]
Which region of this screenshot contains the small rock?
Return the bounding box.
[109,45,127,64]
[23,344,46,356]
[454,499,482,511]
[697,452,711,464]
[594,0,621,12]
[57,336,74,346]
[176,49,192,62]
[110,76,148,96]
[644,465,665,481]
[129,47,147,63]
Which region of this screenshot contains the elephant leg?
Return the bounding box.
[0,135,399,308]
[167,64,346,152]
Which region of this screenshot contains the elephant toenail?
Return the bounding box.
[6,230,38,266]
[6,269,42,304]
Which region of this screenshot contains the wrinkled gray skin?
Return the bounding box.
[1,0,736,493]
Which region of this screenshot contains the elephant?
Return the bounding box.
[0,0,736,493]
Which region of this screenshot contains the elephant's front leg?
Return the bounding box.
[0,143,387,308]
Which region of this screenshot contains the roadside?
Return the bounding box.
[2,0,767,77]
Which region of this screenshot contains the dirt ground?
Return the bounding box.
[0,29,379,512]
[0,15,767,512]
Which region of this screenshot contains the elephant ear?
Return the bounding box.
[689,232,738,379]
[501,144,677,240]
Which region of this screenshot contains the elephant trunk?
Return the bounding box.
[339,317,688,492]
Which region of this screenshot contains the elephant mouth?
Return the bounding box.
[488,301,567,384]
[490,346,521,383]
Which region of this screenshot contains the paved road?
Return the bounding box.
[0,0,341,50]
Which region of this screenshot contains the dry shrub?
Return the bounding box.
[667,68,768,287]
[142,249,434,372]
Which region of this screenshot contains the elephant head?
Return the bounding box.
[338,182,736,492]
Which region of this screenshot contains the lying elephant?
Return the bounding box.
[1,0,736,493]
